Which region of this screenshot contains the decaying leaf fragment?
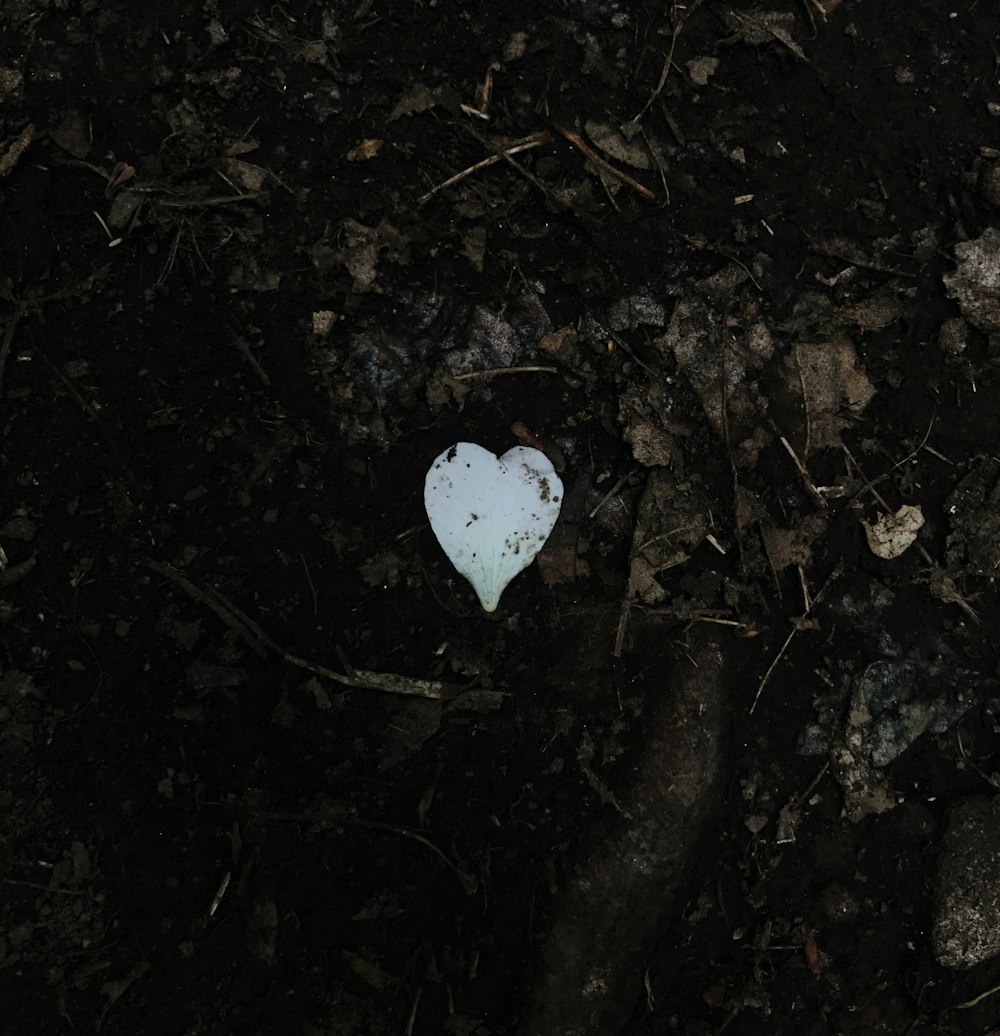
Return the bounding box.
[624,469,709,605]
[943,227,1000,333]
[336,218,411,293]
[619,376,686,469]
[861,505,924,560]
[0,122,33,177]
[658,265,773,464]
[584,119,651,170]
[722,9,808,61]
[761,512,827,571]
[792,335,875,456]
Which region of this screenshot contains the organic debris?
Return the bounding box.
[3,2,1000,1034]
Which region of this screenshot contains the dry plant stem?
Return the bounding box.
[3,876,87,896]
[589,466,639,520]
[797,362,813,457]
[607,329,654,373]
[691,615,750,629]
[640,124,671,201]
[922,443,953,465]
[798,563,812,610]
[300,553,318,616]
[418,132,551,204]
[614,599,631,659]
[845,412,936,507]
[405,990,422,1036]
[769,416,826,506]
[144,559,467,700]
[157,192,262,209]
[808,0,843,19]
[631,0,705,122]
[749,560,844,714]
[232,333,271,385]
[455,121,575,214]
[206,872,230,918]
[245,805,478,896]
[452,365,557,381]
[790,760,830,812]
[488,140,562,204]
[632,23,682,123]
[555,125,657,201]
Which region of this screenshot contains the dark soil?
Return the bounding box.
[3,2,1000,1034]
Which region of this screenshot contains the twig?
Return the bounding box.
[750,560,844,714]
[145,558,267,657]
[206,872,231,917]
[451,365,557,381]
[454,121,595,220]
[232,333,271,386]
[631,0,705,122]
[347,815,478,895]
[614,597,631,658]
[144,558,468,700]
[157,193,262,209]
[418,132,550,204]
[2,877,87,896]
[589,466,639,520]
[631,22,683,123]
[244,803,478,895]
[300,553,318,616]
[846,411,937,507]
[555,125,657,202]
[768,416,826,507]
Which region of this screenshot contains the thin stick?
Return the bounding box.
[244,804,478,896]
[145,559,467,700]
[418,132,551,204]
[157,193,261,209]
[300,553,318,615]
[589,466,639,520]
[451,365,557,381]
[207,871,231,918]
[555,125,657,201]
[768,416,826,507]
[846,410,937,506]
[749,560,843,714]
[614,597,631,658]
[232,334,271,386]
[631,23,682,123]
[2,877,86,896]
[455,121,575,214]
[631,0,705,122]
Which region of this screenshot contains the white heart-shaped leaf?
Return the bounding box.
[424,442,563,611]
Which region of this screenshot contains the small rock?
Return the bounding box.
[938,316,967,355]
[1,515,37,542]
[607,291,665,331]
[932,795,1000,969]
